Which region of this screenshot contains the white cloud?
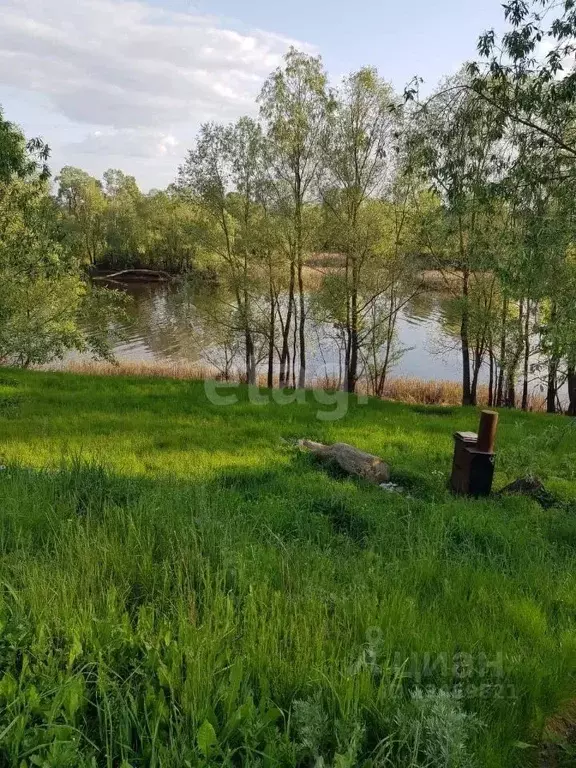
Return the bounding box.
[0,0,313,186]
[69,129,180,159]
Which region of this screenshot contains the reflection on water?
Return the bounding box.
[87,279,472,383]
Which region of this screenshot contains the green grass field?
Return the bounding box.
[0,369,575,767]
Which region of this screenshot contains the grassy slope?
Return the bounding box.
[0,369,575,767]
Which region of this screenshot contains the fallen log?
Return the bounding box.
[93,269,173,282]
[299,440,390,484]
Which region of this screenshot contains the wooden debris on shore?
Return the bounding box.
[299,440,390,484]
[93,269,173,283]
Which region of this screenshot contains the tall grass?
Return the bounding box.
[0,369,574,766]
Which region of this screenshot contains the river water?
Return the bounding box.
[92,279,474,383]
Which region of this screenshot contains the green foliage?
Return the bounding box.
[0,106,49,183]
[0,118,126,367]
[4,1,576,403]
[177,118,273,383]
[472,0,576,161]
[102,169,145,267]
[144,190,200,272]
[57,166,107,265]
[56,167,202,273]
[258,47,332,194]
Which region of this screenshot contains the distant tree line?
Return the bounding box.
[55,167,201,274]
[1,0,576,414]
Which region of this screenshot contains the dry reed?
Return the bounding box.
[44,360,549,411]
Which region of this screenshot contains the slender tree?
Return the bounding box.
[410,75,506,405]
[320,67,402,392]
[259,48,331,388]
[178,118,270,385]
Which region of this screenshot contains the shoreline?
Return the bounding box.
[41,359,549,411]
[88,263,461,293]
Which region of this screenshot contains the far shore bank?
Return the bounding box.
[88,261,462,293]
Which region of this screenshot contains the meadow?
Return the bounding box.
[0,369,575,767]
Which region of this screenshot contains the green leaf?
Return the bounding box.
[261,706,282,726]
[197,719,218,757]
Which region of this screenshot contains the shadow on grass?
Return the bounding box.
[410,404,457,417]
[389,467,442,499]
[214,448,443,504]
[217,467,282,501]
[0,395,21,418]
[63,458,145,515]
[308,497,373,545]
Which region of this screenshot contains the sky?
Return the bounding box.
[0,0,507,190]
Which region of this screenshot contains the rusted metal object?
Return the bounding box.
[450,411,498,497]
[477,410,499,453]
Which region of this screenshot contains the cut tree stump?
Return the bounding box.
[299,440,390,484]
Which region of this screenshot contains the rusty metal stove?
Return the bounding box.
[450,411,498,497]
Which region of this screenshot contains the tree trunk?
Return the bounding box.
[506,373,516,409]
[546,302,559,414]
[267,270,275,389]
[376,311,395,399]
[505,298,524,409]
[470,336,485,407]
[546,355,559,414]
[245,328,256,385]
[297,261,306,389]
[299,440,390,485]
[496,296,508,407]
[242,263,256,385]
[295,174,306,390]
[470,359,480,407]
[568,365,576,417]
[292,301,298,389]
[279,260,295,388]
[460,269,472,406]
[346,258,359,394]
[521,299,530,411]
[488,349,495,407]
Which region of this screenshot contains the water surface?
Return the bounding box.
[93,279,472,383]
